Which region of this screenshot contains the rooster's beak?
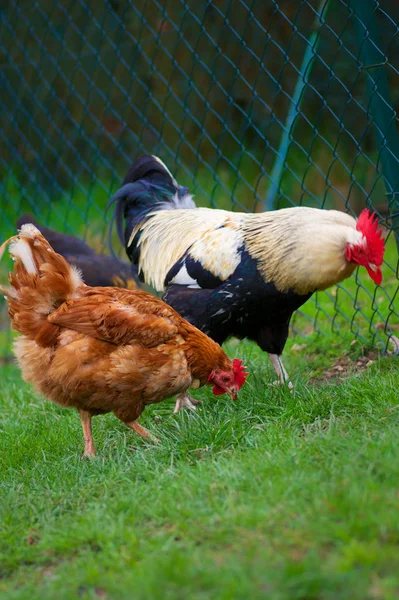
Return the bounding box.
[366,262,382,285]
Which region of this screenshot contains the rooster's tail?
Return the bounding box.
[0,224,83,346]
[107,155,195,274]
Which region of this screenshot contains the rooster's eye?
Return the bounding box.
[222,376,230,383]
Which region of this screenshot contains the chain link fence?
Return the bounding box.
[0,0,398,357]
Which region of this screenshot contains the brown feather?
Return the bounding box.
[48,295,179,347]
[1,225,239,455]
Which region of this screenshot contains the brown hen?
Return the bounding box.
[0,225,247,458]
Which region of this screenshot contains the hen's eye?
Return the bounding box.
[222,376,230,383]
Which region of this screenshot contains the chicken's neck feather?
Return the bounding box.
[180,322,231,383]
[130,209,233,291]
[243,208,360,294]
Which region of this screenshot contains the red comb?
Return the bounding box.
[356,209,385,264]
[356,209,380,235]
[233,358,248,389]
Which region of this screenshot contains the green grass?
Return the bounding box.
[1,335,399,600]
[0,171,398,598]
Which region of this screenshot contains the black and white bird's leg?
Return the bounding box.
[268,354,293,389]
[173,393,202,414]
[256,323,293,389]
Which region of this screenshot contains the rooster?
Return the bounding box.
[16,214,137,289]
[108,154,385,390]
[0,225,247,458]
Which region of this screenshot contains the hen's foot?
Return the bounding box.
[173,394,202,414]
[81,447,96,460]
[126,420,159,443]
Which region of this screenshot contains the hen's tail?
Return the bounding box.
[0,224,84,346]
[16,214,138,289]
[107,155,195,272]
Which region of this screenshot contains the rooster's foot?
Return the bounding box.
[269,379,294,390]
[268,354,293,390]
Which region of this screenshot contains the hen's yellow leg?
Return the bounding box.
[79,409,96,458]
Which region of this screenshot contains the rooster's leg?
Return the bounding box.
[173,393,201,414]
[126,420,159,443]
[268,354,293,389]
[79,409,96,458]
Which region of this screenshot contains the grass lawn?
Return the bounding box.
[1,332,398,600]
[0,178,398,598]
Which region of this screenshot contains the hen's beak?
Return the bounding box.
[226,388,238,402]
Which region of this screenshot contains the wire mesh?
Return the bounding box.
[0,0,398,358]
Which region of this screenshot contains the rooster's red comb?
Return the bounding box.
[233,358,248,389]
[356,209,385,265]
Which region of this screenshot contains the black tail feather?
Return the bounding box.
[16,214,95,256]
[107,154,195,263]
[16,214,138,288]
[121,153,178,187]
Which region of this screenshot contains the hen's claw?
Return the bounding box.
[173,394,202,414]
[81,449,96,460]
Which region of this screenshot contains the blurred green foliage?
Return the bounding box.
[1,0,399,211]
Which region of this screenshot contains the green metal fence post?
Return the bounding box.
[264,0,329,211]
[350,0,399,253]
